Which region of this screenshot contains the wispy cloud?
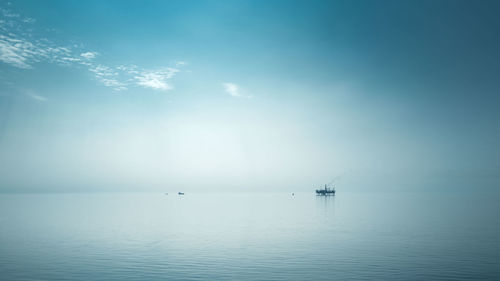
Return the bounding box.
[100,78,127,91]
[222,82,252,98]
[0,9,77,70]
[175,61,187,67]
[80,51,98,60]
[22,17,35,23]
[135,68,179,91]
[1,7,19,18]
[88,65,115,78]
[223,82,239,97]
[0,5,184,92]
[0,6,101,73]
[88,64,127,91]
[0,35,34,68]
[26,92,47,102]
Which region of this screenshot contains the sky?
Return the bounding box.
[0,0,499,192]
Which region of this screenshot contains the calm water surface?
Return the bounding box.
[1,191,499,280]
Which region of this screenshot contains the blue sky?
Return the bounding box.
[1,0,499,192]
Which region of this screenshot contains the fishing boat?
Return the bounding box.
[178,192,185,195]
[316,184,335,196]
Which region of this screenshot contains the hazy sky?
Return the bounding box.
[0,0,499,192]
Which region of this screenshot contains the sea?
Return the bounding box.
[1,191,499,280]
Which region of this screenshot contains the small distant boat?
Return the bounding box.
[178,192,185,195]
[316,184,335,196]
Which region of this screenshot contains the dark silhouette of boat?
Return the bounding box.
[316,184,335,196]
[178,192,185,195]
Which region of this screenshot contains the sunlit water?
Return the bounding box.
[1,191,499,280]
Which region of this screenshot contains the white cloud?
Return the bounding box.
[0,7,88,69]
[134,68,179,91]
[1,6,184,93]
[175,61,187,66]
[22,17,35,23]
[0,30,79,69]
[80,51,98,60]
[0,35,38,68]
[100,78,127,91]
[222,82,252,98]
[61,57,81,62]
[87,65,182,92]
[89,64,113,77]
[1,7,19,18]
[116,64,139,74]
[223,82,239,97]
[89,64,127,90]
